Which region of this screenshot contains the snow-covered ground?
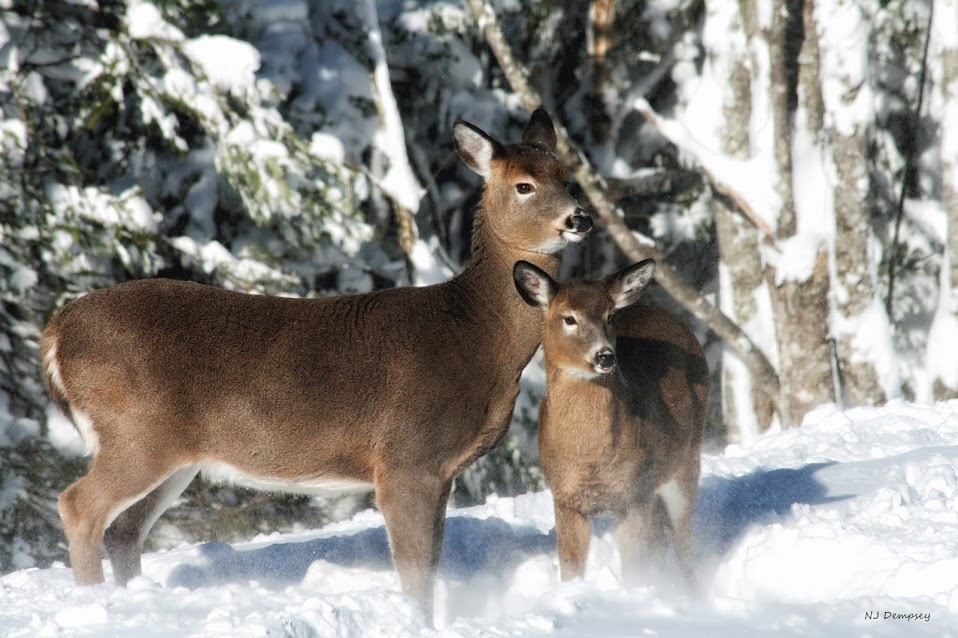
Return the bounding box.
[2,400,957,637]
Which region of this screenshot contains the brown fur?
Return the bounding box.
[514,262,708,587]
[42,110,587,617]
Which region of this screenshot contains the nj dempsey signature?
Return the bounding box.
[864,610,931,622]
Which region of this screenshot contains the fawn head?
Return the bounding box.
[514,259,656,378]
[453,109,591,254]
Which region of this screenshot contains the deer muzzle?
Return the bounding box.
[594,349,616,373]
[565,208,593,235]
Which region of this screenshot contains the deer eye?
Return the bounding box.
[563,316,577,326]
[606,313,614,324]
[516,183,535,195]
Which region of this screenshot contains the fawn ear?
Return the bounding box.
[522,108,558,152]
[513,261,558,309]
[454,119,505,178]
[605,259,656,309]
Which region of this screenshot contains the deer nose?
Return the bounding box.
[565,208,593,234]
[595,349,616,372]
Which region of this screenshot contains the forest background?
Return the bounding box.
[1,0,955,573]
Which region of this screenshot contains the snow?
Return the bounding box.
[762,233,824,286]
[832,296,902,400]
[125,1,184,42]
[816,0,875,137]
[3,400,958,636]
[932,0,958,52]
[410,237,454,287]
[0,118,26,166]
[925,249,958,395]
[309,132,346,165]
[45,404,85,458]
[182,36,261,96]
[45,184,160,233]
[169,236,300,292]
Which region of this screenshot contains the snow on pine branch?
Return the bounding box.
[119,1,373,287]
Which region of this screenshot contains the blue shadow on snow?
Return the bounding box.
[692,461,850,557]
[168,462,850,589]
[167,515,555,590]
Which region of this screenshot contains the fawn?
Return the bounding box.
[513,259,708,587]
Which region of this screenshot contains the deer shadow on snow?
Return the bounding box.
[166,463,848,596]
[166,514,554,592]
[691,462,849,559]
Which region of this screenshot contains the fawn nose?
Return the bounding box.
[565,208,593,234]
[595,349,616,372]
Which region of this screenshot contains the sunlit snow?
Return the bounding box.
[2,401,956,637]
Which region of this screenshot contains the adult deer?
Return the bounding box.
[42,109,590,616]
[513,259,708,588]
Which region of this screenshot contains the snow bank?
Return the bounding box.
[2,401,957,636]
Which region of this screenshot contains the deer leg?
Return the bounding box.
[554,502,591,580]
[103,464,199,585]
[615,500,660,586]
[59,452,184,586]
[642,497,670,576]
[375,469,451,618]
[658,477,699,592]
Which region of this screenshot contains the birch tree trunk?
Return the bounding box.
[816,0,894,405]
[756,0,834,425]
[927,0,958,400]
[708,0,775,441]
[792,0,840,408]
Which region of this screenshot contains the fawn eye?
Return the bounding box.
[563,316,577,326]
[516,183,535,195]
[606,313,614,324]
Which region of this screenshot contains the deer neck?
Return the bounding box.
[543,365,622,434]
[547,365,619,399]
[454,207,561,361]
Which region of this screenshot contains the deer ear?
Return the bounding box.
[454,119,504,178]
[513,261,558,309]
[605,259,655,309]
[522,108,557,152]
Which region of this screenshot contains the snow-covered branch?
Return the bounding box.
[633,98,776,239]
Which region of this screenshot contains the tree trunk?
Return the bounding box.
[761,0,834,425]
[832,133,888,404]
[928,0,958,400]
[588,0,615,145]
[708,0,775,441]
[584,0,616,273]
[816,0,892,405]
[716,209,776,440]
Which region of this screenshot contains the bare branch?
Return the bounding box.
[605,169,700,202]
